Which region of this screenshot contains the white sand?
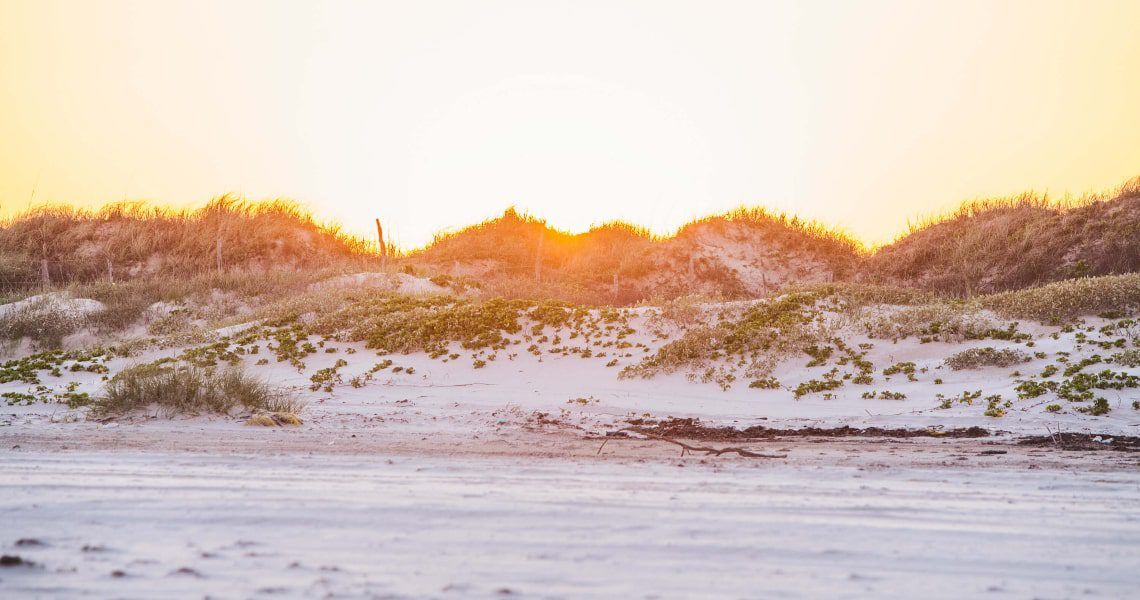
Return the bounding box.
[1,448,1138,598]
[2,295,1139,597]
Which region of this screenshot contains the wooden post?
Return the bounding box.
[106,256,114,284]
[376,218,387,267]
[216,237,223,272]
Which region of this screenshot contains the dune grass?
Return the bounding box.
[0,195,380,292]
[979,273,1140,323]
[868,177,1140,295]
[93,363,301,417]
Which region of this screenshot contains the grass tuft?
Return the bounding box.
[93,364,301,417]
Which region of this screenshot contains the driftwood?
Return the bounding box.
[600,427,786,459]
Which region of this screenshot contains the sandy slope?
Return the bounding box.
[3,303,1138,439]
[3,291,1140,597]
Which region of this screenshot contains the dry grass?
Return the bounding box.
[412,206,863,305]
[3,175,1138,312]
[0,195,380,292]
[0,296,94,347]
[675,206,864,269]
[94,363,301,417]
[980,273,1140,323]
[867,177,1140,295]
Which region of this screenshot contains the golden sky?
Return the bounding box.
[1,0,1138,248]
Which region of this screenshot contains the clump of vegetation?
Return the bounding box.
[310,294,605,357]
[867,179,1140,296]
[862,390,906,400]
[1110,349,1140,368]
[981,273,1140,323]
[1076,397,1111,416]
[944,347,1030,370]
[983,394,1010,417]
[245,412,303,427]
[793,369,844,398]
[0,295,96,347]
[0,196,377,295]
[1062,355,1103,376]
[1,347,115,385]
[1014,379,1057,399]
[94,364,300,416]
[937,389,982,409]
[621,290,831,386]
[310,358,349,392]
[748,377,780,389]
[882,361,918,381]
[3,383,92,409]
[803,345,833,367]
[859,303,998,342]
[1057,369,1138,402]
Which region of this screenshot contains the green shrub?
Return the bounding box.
[944,347,1030,370]
[882,361,917,381]
[1076,397,1111,416]
[983,394,1009,417]
[748,377,780,389]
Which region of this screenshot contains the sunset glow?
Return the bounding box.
[2,0,1138,248]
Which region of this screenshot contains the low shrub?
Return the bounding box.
[859,303,998,342]
[980,274,1140,323]
[945,347,1031,370]
[1111,349,1140,368]
[621,290,831,384]
[94,364,300,416]
[0,296,93,347]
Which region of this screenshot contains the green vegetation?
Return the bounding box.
[862,390,906,400]
[944,347,1030,370]
[0,348,115,385]
[621,290,830,385]
[983,394,1010,417]
[937,390,982,409]
[882,361,917,381]
[748,377,780,389]
[1077,397,1111,416]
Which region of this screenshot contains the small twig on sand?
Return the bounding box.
[606,428,786,459]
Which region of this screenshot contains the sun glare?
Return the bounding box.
[1,0,1138,249]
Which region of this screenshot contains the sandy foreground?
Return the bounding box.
[3,297,1140,598]
[2,424,1139,599]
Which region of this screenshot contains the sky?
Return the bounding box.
[1,0,1138,249]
